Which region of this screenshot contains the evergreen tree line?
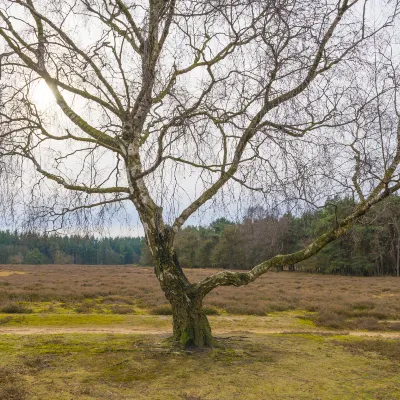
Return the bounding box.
[1,196,400,276]
[0,233,144,266]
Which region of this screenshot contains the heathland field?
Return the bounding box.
[0,265,400,399]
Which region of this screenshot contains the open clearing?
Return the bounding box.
[0,265,399,399]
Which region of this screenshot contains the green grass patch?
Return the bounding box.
[0,313,126,326]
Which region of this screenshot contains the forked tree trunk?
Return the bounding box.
[158,265,214,348]
[146,225,214,348]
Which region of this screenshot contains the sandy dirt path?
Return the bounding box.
[0,326,399,338]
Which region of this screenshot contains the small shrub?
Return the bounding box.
[221,303,267,315]
[304,303,319,312]
[203,306,221,315]
[75,302,94,313]
[350,317,381,331]
[100,296,134,305]
[82,293,98,299]
[352,301,375,311]
[313,310,347,329]
[349,309,389,319]
[384,322,400,331]
[0,303,33,314]
[109,305,135,314]
[150,305,173,315]
[267,302,294,313]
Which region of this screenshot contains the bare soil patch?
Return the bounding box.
[0,270,25,277]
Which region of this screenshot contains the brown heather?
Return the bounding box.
[0,265,400,331]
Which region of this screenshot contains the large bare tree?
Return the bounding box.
[0,0,400,347]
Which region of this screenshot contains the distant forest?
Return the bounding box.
[1,197,399,276]
[0,233,144,266]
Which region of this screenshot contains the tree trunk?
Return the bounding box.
[157,263,213,348]
[169,293,213,348]
[146,224,214,348]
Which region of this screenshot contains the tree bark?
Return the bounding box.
[146,225,214,348]
[169,292,213,348]
[158,263,213,348]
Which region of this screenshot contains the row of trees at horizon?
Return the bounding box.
[0,233,143,266]
[1,196,399,276]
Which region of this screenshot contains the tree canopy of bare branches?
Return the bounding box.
[0,0,400,347]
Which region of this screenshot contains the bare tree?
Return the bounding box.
[0,0,399,347]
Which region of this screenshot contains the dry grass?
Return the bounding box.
[1,265,400,330]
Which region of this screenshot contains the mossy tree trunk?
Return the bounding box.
[156,257,214,348]
[169,291,213,348]
[145,223,214,348]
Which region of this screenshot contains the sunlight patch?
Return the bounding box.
[0,271,25,277]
